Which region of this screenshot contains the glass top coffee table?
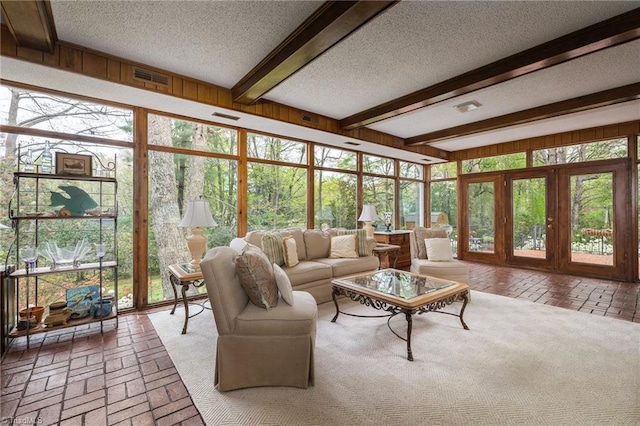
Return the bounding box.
[331,269,470,361]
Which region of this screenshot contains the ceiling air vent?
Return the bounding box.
[212,112,240,121]
[132,67,170,86]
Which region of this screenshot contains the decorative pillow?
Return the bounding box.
[414,227,448,259]
[282,236,299,267]
[261,232,284,266]
[329,234,359,258]
[273,263,294,305]
[338,229,369,256]
[424,238,454,262]
[229,237,248,254]
[234,250,279,309]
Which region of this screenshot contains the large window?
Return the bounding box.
[462,153,525,174]
[247,134,307,230]
[533,138,627,166]
[0,84,134,309]
[314,146,357,229]
[147,114,238,304]
[430,162,457,246]
[399,161,424,230]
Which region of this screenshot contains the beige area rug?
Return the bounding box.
[149,292,640,425]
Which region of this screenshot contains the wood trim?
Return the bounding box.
[340,7,640,130]
[133,107,149,309]
[449,121,640,161]
[0,0,56,52]
[237,129,248,237]
[406,84,640,145]
[232,1,397,104]
[0,124,132,148]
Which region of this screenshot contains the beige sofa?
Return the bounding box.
[244,228,379,303]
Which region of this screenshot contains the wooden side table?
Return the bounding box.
[168,264,208,334]
[372,244,401,269]
[374,231,412,268]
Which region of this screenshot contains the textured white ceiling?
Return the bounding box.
[10,1,638,155]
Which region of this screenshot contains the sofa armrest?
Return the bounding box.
[365,236,377,256]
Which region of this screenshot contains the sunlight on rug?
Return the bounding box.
[149,292,640,426]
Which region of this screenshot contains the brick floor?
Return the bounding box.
[1,263,638,425]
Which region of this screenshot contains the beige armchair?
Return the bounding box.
[200,246,317,391]
[409,227,469,284]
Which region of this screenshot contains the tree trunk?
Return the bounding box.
[148,115,189,300]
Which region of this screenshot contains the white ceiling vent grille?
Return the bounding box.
[132,67,170,86]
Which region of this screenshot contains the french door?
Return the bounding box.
[460,159,632,281]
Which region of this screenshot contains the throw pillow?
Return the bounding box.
[338,229,369,256]
[414,227,448,259]
[282,236,299,267]
[261,232,284,266]
[273,263,294,305]
[234,250,279,309]
[329,234,359,258]
[229,237,248,254]
[424,238,454,262]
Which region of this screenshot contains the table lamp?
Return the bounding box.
[358,205,379,238]
[179,198,217,271]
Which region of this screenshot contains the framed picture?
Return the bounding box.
[55,152,92,176]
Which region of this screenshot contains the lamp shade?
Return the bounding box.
[358,205,379,222]
[179,199,217,228]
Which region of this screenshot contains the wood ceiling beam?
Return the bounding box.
[232,0,397,105]
[340,7,640,130]
[0,0,56,53]
[405,83,640,146]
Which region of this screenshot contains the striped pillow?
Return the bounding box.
[261,232,284,266]
[338,229,369,257]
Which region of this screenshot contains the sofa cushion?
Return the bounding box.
[261,232,285,266]
[273,263,294,305]
[424,238,454,261]
[414,227,448,259]
[282,236,300,267]
[235,291,317,335]
[280,228,307,260]
[235,249,279,309]
[329,234,359,258]
[283,260,332,287]
[411,258,469,282]
[303,229,331,260]
[315,256,380,277]
[337,229,369,257]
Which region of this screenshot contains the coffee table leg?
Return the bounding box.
[405,311,414,361]
[459,292,470,330]
[331,287,340,323]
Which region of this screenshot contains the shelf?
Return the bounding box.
[11,214,117,220]
[14,172,116,182]
[8,312,117,337]
[10,261,117,277]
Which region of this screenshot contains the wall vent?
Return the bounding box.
[301,113,319,124]
[132,67,170,86]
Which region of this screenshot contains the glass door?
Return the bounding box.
[505,170,557,269]
[460,174,502,262]
[557,160,630,281]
